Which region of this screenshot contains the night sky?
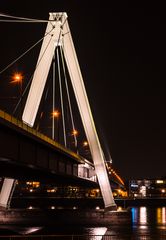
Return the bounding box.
[0,1,165,180]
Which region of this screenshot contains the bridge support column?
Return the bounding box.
[0,178,16,208]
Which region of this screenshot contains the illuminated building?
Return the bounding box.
[129,178,166,198]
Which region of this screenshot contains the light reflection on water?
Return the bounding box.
[140,207,147,224]
[131,206,166,239]
[157,207,166,225]
[83,206,166,239]
[131,206,148,225]
[0,207,166,239]
[84,227,107,240]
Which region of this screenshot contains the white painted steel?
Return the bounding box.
[22,13,66,126]
[0,178,15,208]
[22,12,116,209]
[62,18,116,209]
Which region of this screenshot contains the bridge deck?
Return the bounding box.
[0,109,99,187]
[0,109,84,164]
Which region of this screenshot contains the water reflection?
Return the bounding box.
[86,227,107,240]
[132,207,166,227]
[0,226,42,235]
[140,207,147,224]
[131,206,166,239]
[131,207,138,224]
[132,206,148,225]
[16,227,42,235]
[157,207,166,225]
[1,207,166,239]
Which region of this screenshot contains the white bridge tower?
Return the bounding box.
[0,13,116,210]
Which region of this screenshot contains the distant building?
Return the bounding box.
[129,178,166,198]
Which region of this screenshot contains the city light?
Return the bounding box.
[72,129,78,136]
[156,180,164,184]
[10,72,24,100]
[83,141,88,147]
[10,72,23,84]
[117,206,123,211]
[52,110,60,118]
[109,168,125,186]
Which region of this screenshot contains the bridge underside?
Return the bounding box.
[0,158,98,187]
[0,111,121,209]
[0,111,98,206]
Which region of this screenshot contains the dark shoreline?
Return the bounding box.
[10,196,166,209]
[116,197,166,207]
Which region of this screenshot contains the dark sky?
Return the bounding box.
[0,1,166,180]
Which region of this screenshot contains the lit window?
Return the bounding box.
[156,180,164,184]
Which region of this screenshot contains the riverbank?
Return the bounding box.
[116,197,166,207]
[11,196,166,209]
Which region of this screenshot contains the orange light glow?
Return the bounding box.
[109,167,125,186]
[52,110,60,118]
[72,129,78,136]
[11,72,23,83]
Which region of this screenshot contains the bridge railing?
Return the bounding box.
[0,234,166,240]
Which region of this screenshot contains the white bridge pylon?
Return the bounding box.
[22,12,116,210]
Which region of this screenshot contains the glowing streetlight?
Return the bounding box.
[72,129,78,136]
[10,72,24,114]
[11,73,23,84]
[10,72,24,96]
[52,110,60,118]
[52,110,60,140]
[71,129,78,153]
[83,141,88,147]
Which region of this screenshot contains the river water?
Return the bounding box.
[0,206,166,239]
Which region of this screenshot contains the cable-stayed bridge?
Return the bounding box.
[0,12,125,210]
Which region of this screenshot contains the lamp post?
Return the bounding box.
[52,110,60,140]
[10,72,23,115]
[72,129,78,152]
[11,73,23,96]
[83,141,88,147]
[81,140,91,158]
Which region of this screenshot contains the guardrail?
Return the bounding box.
[0,234,166,239]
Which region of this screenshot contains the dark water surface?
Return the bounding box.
[0,206,166,239]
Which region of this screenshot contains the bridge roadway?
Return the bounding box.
[0,109,97,187]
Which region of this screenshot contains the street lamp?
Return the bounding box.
[81,140,91,158]
[71,129,78,152]
[72,129,78,136]
[83,141,88,147]
[52,110,60,118]
[10,72,24,115]
[52,110,60,140]
[10,72,23,99]
[10,72,23,95]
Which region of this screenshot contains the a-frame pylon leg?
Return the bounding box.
[0,178,16,208]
